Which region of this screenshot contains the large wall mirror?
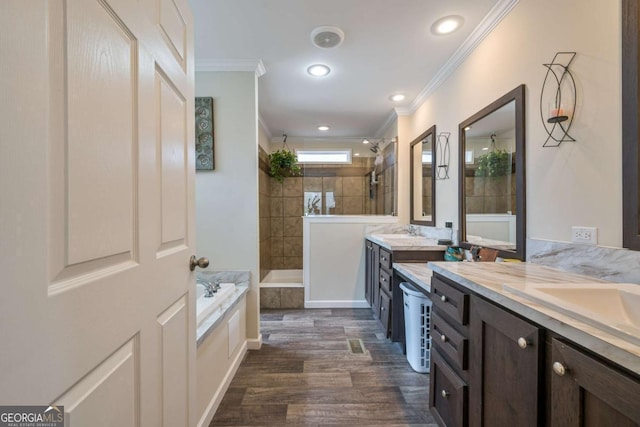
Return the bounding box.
[458,85,526,260]
[622,0,640,250]
[410,126,436,226]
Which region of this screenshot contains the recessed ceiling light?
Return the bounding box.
[431,15,464,35]
[362,139,370,144]
[390,94,406,102]
[482,147,489,151]
[317,125,330,131]
[354,153,360,156]
[307,64,331,77]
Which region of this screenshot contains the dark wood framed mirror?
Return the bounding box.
[458,85,526,260]
[622,0,640,250]
[410,126,436,226]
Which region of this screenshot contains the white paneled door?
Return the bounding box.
[0,0,196,425]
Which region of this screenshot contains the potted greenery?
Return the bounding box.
[268,149,301,183]
[474,149,511,177]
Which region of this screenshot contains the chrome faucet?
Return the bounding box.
[407,225,419,236]
[197,279,220,297]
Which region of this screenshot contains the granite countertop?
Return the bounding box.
[367,233,448,251]
[403,261,640,376]
[394,262,433,294]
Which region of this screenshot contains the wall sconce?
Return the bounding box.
[540,52,577,147]
[436,132,450,180]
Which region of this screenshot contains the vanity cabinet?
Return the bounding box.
[549,338,640,426]
[365,238,444,338]
[430,271,640,427]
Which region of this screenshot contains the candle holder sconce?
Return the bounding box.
[540,52,577,147]
[436,132,450,180]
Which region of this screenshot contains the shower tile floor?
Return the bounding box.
[210,308,437,426]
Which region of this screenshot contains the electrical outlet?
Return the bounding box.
[571,226,597,245]
[445,221,453,229]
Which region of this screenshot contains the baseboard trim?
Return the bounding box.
[304,300,371,309]
[246,334,263,350]
[196,340,247,427]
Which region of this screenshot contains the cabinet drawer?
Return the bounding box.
[432,312,468,371]
[432,276,469,325]
[430,349,468,427]
[379,248,392,271]
[379,268,392,294]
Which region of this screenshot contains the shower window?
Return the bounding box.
[296,149,352,164]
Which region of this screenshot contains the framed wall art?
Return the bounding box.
[195,97,214,170]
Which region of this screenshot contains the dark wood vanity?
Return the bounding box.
[364,237,444,339]
[428,266,640,427]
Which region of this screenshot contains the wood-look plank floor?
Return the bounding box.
[210,308,437,426]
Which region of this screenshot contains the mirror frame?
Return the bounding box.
[622,0,640,250]
[458,85,526,260]
[410,125,436,226]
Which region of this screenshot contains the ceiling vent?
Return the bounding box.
[311,26,345,49]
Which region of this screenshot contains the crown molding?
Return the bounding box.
[258,115,273,140]
[373,110,400,138]
[407,0,519,115]
[195,59,267,77]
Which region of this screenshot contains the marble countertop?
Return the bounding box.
[367,233,448,251]
[394,263,433,294]
[408,262,640,376]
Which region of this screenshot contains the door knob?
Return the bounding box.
[189,255,209,271]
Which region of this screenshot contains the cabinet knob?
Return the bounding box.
[552,362,567,377]
[517,337,530,349]
[441,390,449,398]
[381,277,386,282]
[440,334,447,343]
[440,295,447,303]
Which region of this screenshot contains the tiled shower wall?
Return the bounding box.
[464,173,516,214]
[258,146,396,272]
[258,148,271,281]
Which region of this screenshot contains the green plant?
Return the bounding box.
[268,149,301,183]
[474,149,511,177]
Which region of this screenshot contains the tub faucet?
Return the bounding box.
[197,279,217,297]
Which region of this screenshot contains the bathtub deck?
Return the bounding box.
[209,308,437,426]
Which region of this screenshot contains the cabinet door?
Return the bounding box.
[550,339,640,426]
[469,297,543,427]
[365,241,373,305]
[372,244,380,318]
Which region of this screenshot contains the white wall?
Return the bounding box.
[195,71,260,341]
[405,0,622,247]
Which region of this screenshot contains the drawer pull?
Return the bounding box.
[440,295,448,303]
[517,337,530,349]
[441,390,450,398]
[381,277,386,282]
[381,306,385,312]
[381,256,387,262]
[440,334,447,343]
[552,362,567,376]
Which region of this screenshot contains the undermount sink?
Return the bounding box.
[503,282,640,345]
